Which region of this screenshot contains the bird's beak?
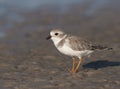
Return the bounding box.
[46,35,51,40]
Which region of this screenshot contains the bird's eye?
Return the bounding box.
[55,33,58,35]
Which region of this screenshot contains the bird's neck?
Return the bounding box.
[52,34,67,46]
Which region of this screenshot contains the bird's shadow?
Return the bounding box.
[83,60,120,70]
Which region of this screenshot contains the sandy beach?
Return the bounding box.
[0,0,120,89]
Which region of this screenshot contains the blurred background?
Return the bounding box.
[0,0,120,60]
[0,0,120,32]
[0,0,120,89]
[0,0,120,53]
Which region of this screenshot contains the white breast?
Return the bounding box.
[52,36,93,58]
[57,43,93,58]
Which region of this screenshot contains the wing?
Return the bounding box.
[66,35,93,51]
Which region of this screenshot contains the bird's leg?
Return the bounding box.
[74,58,82,73]
[72,57,76,73]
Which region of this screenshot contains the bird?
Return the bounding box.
[46,29,112,73]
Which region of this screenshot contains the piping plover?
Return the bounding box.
[46,29,112,73]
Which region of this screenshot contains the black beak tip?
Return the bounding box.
[46,35,51,40]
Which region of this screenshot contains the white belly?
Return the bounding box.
[57,44,93,58]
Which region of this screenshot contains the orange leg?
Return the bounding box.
[74,58,82,73]
[72,57,76,73]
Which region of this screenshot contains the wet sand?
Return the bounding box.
[0,27,119,89]
[0,1,120,88]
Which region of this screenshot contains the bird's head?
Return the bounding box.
[46,29,66,43]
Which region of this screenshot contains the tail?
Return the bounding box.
[91,45,113,50]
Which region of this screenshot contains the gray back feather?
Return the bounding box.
[67,35,92,51]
